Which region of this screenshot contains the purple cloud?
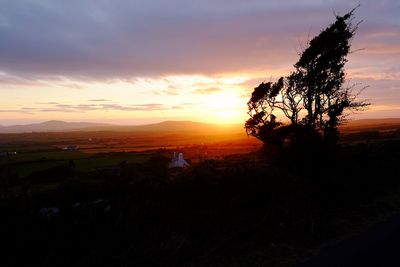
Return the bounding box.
[0,1,397,80]
[0,102,191,114]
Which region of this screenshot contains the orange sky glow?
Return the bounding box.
[0,1,399,125]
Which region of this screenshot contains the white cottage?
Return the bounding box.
[168,152,190,168]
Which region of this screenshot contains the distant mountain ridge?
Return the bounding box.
[0,118,399,134]
[83,120,243,133]
[0,120,243,134]
[340,118,400,131]
[0,120,111,133]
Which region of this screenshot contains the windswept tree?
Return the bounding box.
[245,8,369,146]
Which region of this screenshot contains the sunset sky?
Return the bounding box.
[0,0,399,125]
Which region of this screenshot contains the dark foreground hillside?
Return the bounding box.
[1,138,400,266]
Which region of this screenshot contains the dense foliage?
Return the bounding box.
[245,9,369,146]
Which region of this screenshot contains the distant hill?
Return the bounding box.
[83,121,243,133]
[0,120,111,133]
[0,120,244,134]
[340,118,400,132]
[0,118,399,134]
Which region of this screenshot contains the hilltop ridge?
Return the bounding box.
[0,118,399,134]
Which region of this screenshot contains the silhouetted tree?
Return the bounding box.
[245,8,369,146]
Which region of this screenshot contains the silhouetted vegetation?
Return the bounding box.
[1,134,400,266]
[245,8,369,147]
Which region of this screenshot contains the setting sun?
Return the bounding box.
[203,91,245,123]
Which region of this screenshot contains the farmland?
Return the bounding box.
[1,119,400,180]
[0,129,261,180]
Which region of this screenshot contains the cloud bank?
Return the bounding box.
[0,0,398,80]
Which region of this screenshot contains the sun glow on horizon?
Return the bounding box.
[0,73,254,125]
[0,71,397,125]
[202,91,246,123]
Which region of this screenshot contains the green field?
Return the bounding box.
[0,130,261,179]
[1,123,399,180]
[0,150,152,178]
